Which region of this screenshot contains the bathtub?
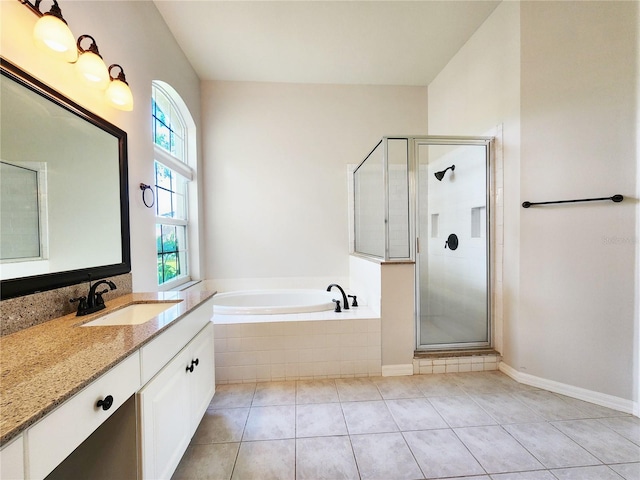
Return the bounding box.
[212,289,337,315]
[211,289,382,384]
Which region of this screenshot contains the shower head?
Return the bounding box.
[434,165,455,181]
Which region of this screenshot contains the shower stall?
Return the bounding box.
[353,136,492,351]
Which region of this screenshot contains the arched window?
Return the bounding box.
[152,82,195,288]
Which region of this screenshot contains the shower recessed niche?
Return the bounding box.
[431,214,439,238]
[471,206,486,238]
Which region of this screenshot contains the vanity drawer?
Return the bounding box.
[27,352,141,480]
[140,297,214,384]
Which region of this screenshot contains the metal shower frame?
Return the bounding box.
[353,135,494,351]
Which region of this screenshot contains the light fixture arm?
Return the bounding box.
[22,0,66,22]
[20,0,44,17]
[108,64,128,85]
[77,34,102,58]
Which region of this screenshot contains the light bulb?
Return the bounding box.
[33,14,77,62]
[75,36,109,89]
[105,78,134,111]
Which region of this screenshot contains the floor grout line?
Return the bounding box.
[176,372,639,480]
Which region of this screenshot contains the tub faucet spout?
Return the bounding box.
[326,283,349,310]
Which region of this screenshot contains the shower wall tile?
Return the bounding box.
[214,318,382,384]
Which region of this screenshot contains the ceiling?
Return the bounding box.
[153,0,501,86]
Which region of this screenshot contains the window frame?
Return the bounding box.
[152,84,194,290]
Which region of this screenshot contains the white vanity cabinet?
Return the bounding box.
[0,293,216,480]
[138,322,215,480]
[0,435,24,480]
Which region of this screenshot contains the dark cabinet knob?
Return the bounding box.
[186,358,200,373]
[96,395,113,411]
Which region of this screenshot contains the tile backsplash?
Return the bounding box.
[0,273,132,336]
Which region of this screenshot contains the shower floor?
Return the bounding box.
[420,314,488,346]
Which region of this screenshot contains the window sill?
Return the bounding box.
[158,277,195,292]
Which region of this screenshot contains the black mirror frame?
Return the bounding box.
[0,57,131,299]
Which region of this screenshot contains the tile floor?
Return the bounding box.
[172,371,640,480]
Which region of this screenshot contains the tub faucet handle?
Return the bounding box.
[348,295,358,307]
[332,299,342,313]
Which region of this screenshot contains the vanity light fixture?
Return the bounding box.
[26,0,78,62]
[75,35,110,89]
[105,64,134,111]
[22,0,134,110]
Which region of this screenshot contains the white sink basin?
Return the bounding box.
[81,302,182,326]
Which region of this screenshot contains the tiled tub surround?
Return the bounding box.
[172,371,639,480]
[0,272,133,336]
[213,307,381,384]
[0,290,214,446]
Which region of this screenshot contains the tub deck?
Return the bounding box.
[213,305,379,324]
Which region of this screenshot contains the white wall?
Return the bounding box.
[636,0,640,418]
[519,1,638,402]
[201,81,427,290]
[0,0,203,292]
[428,1,521,358]
[429,0,639,406]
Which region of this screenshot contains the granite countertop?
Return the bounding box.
[0,290,215,446]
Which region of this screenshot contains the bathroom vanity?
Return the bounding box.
[0,290,216,480]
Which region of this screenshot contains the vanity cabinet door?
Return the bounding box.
[188,322,215,432]
[138,322,215,480]
[138,346,192,480]
[0,435,24,480]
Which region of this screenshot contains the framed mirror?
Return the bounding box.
[0,58,130,299]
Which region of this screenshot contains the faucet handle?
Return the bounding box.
[348,295,358,307]
[70,296,87,315]
[94,289,109,306]
[332,299,342,313]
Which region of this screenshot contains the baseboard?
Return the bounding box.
[499,362,636,415]
[382,364,414,377]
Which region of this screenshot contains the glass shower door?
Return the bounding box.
[416,139,490,349]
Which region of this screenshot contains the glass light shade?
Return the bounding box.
[105,79,134,111]
[76,51,109,89]
[33,15,78,62]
